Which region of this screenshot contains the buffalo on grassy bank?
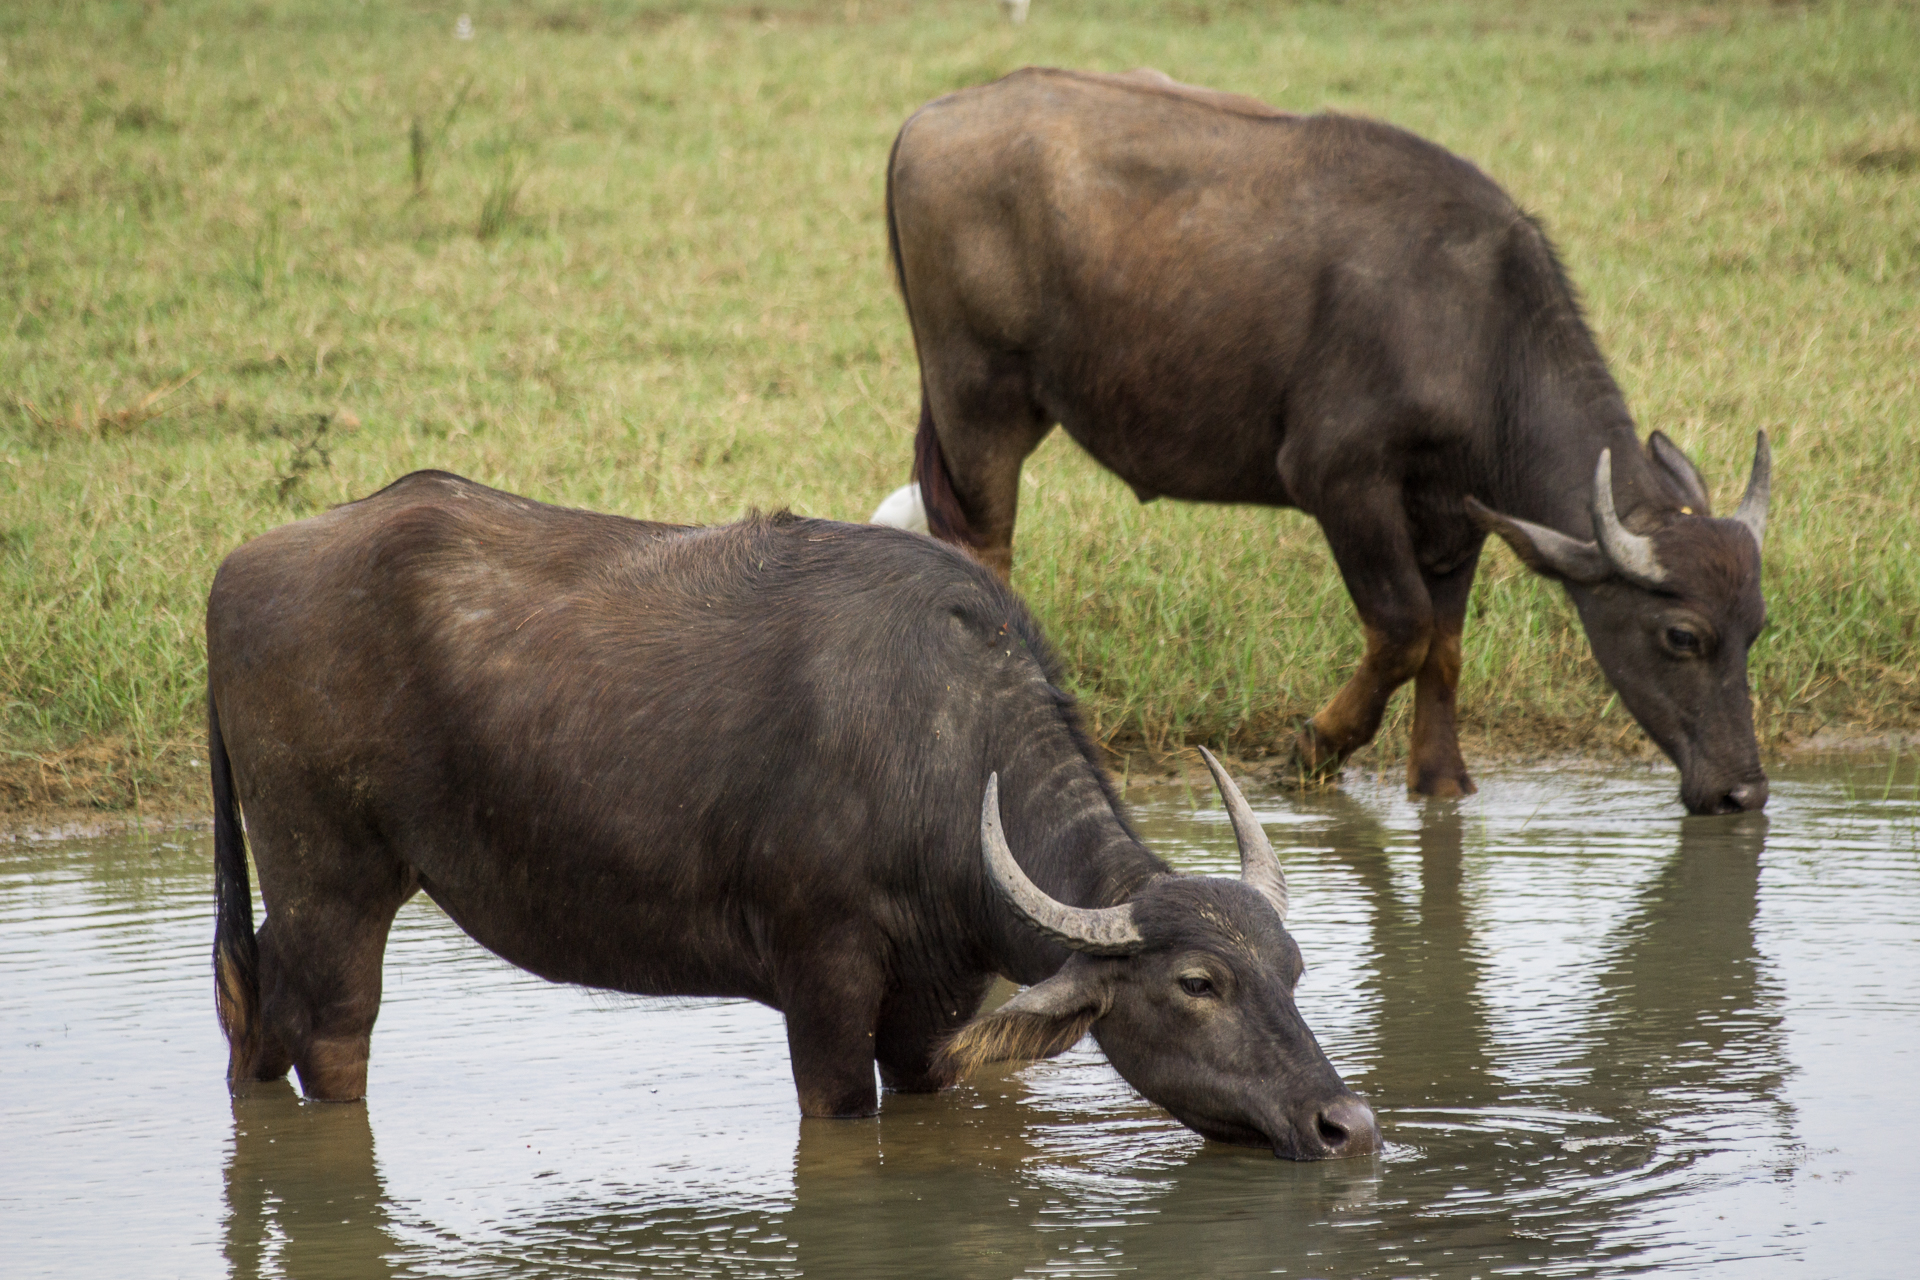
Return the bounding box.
[883,67,1771,814]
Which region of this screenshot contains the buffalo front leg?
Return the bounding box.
[1407,555,1482,797]
[1293,495,1435,781]
[778,955,889,1118]
[1294,626,1432,780]
[873,974,995,1094]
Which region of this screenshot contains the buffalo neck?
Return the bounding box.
[984,746,1166,986]
[1489,312,1672,541]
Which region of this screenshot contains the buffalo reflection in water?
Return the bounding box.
[224,1082,397,1280]
[217,802,1792,1278]
[1317,796,1789,1273]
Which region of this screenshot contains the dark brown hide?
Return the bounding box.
[888,67,1770,813]
[208,472,1377,1159]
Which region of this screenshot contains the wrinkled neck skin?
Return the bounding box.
[1492,362,1670,540]
[1491,349,1686,647]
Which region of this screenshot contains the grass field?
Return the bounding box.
[2,0,1916,813]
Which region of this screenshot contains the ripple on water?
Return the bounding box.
[2,757,1917,1277]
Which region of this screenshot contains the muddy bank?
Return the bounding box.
[1105,724,1920,791]
[8,727,1915,840]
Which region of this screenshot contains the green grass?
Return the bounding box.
[2,0,1917,809]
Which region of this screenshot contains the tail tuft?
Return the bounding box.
[210,691,273,1084]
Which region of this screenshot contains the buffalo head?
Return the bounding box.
[943,752,1381,1160]
[1468,433,1771,815]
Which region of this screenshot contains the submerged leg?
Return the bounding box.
[779,950,889,1118]
[250,817,416,1103]
[227,1002,295,1086]
[255,899,410,1101]
[874,974,994,1093]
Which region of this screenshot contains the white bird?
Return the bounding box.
[869,482,928,534]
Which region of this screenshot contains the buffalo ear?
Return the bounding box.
[934,966,1109,1083]
[1647,432,1713,514]
[1465,496,1612,584]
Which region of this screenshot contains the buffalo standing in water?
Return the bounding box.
[208,472,1378,1160]
[885,68,1771,814]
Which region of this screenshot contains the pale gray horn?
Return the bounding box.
[1198,748,1289,922]
[1591,449,1670,589]
[1732,430,1770,549]
[980,774,1144,956]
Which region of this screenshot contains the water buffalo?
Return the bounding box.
[208,471,1379,1160]
[884,67,1772,814]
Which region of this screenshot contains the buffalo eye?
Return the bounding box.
[1664,625,1702,655]
[1178,975,1216,998]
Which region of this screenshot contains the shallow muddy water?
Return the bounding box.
[4,758,1918,1278]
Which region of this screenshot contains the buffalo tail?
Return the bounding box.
[210,690,266,1083]
[910,391,980,550]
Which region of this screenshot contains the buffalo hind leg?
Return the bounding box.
[255,894,410,1102]
[1407,555,1481,797]
[251,827,417,1103]
[1293,492,1434,781]
[918,347,1051,583]
[228,999,295,1087]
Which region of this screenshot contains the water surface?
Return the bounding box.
[4,758,1916,1278]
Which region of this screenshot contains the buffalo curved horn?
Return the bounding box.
[1732,430,1770,550]
[1591,449,1670,590]
[1197,748,1289,923]
[980,774,1144,956]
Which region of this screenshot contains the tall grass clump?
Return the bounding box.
[1,0,1915,812]
[409,74,473,199]
[476,154,528,241]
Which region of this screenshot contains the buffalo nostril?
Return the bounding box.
[1711,780,1769,813]
[1313,1095,1382,1157]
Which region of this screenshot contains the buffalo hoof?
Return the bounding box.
[292,1037,370,1102]
[1280,722,1345,789]
[1407,764,1477,799]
